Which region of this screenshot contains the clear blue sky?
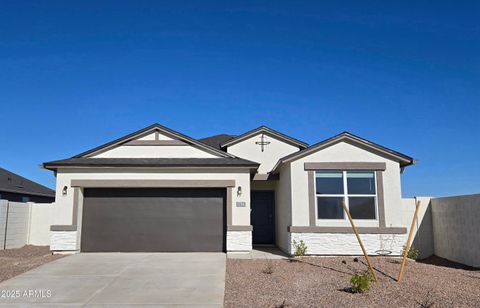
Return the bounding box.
[1,1,478,197]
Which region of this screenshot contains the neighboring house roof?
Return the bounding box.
[272,131,415,172]
[198,134,236,150]
[0,167,55,198]
[73,123,236,159]
[43,158,259,170]
[220,126,309,149]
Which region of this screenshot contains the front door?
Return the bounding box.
[251,191,275,244]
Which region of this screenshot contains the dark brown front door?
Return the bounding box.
[81,188,226,252]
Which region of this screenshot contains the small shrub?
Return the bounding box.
[275,300,289,308]
[292,240,308,257]
[262,260,274,274]
[353,257,359,262]
[402,245,420,260]
[350,271,374,293]
[417,290,435,308]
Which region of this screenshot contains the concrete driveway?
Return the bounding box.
[0,253,226,307]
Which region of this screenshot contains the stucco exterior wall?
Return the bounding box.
[275,164,292,252]
[402,197,434,259]
[227,134,300,174]
[289,141,403,228]
[137,131,173,141]
[93,145,218,158]
[28,203,53,246]
[53,168,251,226]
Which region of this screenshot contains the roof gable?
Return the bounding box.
[272,132,414,171]
[220,126,308,149]
[73,123,235,159]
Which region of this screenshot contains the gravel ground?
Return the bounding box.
[225,256,480,308]
[0,245,64,283]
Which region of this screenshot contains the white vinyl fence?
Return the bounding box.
[0,199,53,249]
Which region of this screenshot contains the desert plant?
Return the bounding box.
[416,290,435,308]
[402,245,420,260]
[292,239,307,257]
[262,260,274,274]
[350,271,374,293]
[275,300,289,308]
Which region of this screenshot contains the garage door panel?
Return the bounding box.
[81,188,225,252]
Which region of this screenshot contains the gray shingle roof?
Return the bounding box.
[0,167,55,197]
[43,158,259,170]
[198,134,236,150]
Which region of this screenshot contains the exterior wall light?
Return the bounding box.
[62,186,68,196]
[237,186,242,197]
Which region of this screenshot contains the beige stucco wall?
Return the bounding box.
[28,203,53,246]
[227,134,300,174]
[93,145,218,158]
[288,141,404,228]
[275,164,292,251]
[137,131,173,141]
[53,168,252,229]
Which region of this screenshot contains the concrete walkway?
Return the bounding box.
[0,253,226,307]
[228,247,289,260]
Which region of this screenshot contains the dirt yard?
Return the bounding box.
[0,245,64,283]
[225,256,480,308]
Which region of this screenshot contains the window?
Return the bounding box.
[315,171,377,220]
[21,196,30,202]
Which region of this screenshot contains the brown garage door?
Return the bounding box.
[81,188,226,252]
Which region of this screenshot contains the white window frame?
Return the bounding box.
[315,170,379,223]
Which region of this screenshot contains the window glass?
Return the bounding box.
[317,197,344,219]
[315,172,344,194]
[349,197,376,219]
[21,196,30,202]
[347,172,376,195]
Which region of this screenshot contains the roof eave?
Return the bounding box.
[42,163,260,171]
[0,187,55,198]
[271,132,415,173]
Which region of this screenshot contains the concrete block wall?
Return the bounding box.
[0,200,53,249]
[0,200,7,248]
[431,194,480,268]
[3,202,30,249]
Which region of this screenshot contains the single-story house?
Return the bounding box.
[43,123,414,255]
[0,167,55,203]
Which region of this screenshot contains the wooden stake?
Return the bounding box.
[397,200,421,282]
[341,200,378,282]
